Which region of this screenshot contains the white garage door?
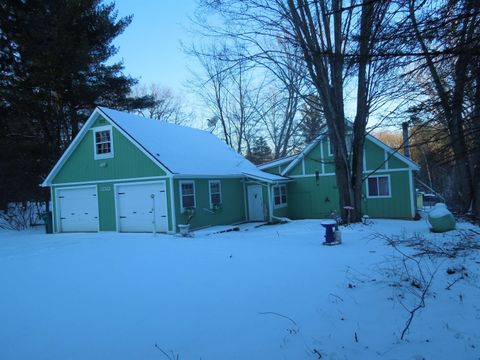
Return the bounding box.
[116,181,168,233]
[56,186,99,232]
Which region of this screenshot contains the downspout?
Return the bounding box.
[267,183,273,222]
[168,175,177,234]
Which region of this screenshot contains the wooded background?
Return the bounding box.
[1,0,478,221]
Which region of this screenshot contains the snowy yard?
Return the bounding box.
[1,220,479,360]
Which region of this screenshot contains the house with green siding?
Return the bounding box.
[42,107,419,234]
[42,107,292,233]
[258,128,419,220]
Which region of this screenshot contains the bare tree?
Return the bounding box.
[189,43,264,153]
[191,0,403,222]
[132,84,192,125]
[405,0,479,216]
[253,40,307,158]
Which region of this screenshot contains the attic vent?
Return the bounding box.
[98,118,106,124]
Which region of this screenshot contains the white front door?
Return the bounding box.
[116,182,168,232]
[247,185,264,221]
[57,186,99,232]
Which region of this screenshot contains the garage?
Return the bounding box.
[115,181,168,233]
[56,186,99,232]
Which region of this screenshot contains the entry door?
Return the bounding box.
[116,182,168,232]
[247,185,264,221]
[57,186,99,232]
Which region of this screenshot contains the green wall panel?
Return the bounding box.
[97,182,116,231]
[388,155,407,169]
[287,176,340,219]
[362,171,413,219]
[365,140,386,171]
[272,205,288,218]
[304,143,322,175]
[174,178,246,230]
[284,170,413,220]
[263,166,281,175]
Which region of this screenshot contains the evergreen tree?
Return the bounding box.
[246,136,272,164]
[299,96,325,144]
[0,0,153,206]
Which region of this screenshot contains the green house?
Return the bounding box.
[41,107,289,233]
[258,129,420,220]
[42,107,419,233]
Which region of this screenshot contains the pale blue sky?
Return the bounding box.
[111,0,198,91]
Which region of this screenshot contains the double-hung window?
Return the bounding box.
[209,181,221,208]
[180,181,196,211]
[94,126,113,159]
[367,175,390,198]
[273,185,287,208]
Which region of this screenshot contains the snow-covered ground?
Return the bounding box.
[0,219,479,360]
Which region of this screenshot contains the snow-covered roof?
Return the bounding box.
[97,107,287,181]
[257,154,297,170]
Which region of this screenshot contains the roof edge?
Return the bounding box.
[257,154,297,170]
[281,134,324,176]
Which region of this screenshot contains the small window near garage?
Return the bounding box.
[273,185,287,208]
[180,181,196,211]
[209,180,221,208]
[94,126,113,159]
[367,175,390,197]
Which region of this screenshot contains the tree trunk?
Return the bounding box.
[351,0,374,222]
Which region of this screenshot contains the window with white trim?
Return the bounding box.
[367,175,390,197]
[209,180,221,208]
[273,185,287,207]
[94,126,113,159]
[180,181,196,210]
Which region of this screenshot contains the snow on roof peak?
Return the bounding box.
[97,107,287,181]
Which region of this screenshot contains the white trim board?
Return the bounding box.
[50,176,169,187]
[289,167,410,179]
[168,175,177,233]
[257,154,297,170]
[409,169,415,218]
[172,174,243,179]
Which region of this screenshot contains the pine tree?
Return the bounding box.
[0,0,153,206]
[246,136,272,164]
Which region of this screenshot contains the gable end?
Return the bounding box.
[42,108,172,186]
